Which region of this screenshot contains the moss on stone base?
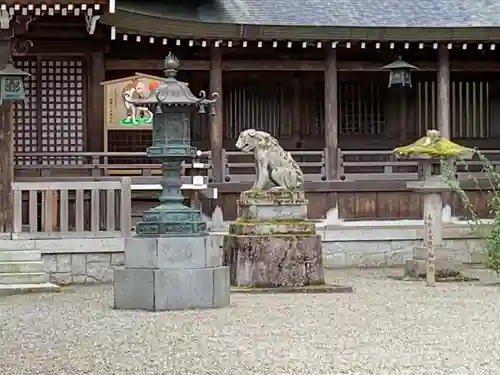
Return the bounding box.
[240,189,306,205]
[229,217,317,236]
[393,129,473,158]
[234,217,308,225]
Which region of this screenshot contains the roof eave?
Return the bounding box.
[100,9,500,42]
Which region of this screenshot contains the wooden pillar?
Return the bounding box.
[399,89,408,141]
[0,31,13,232]
[209,48,223,182]
[438,45,451,138]
[291,74,302,147]
[324,49,339,180]
[88,44,106,152]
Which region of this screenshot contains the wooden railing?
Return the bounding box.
[221,149,327,182]
[13,149,500,182]
[12,179,132,236]
[339,149,500,181]
[14,151,213,181]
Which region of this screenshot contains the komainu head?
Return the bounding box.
[235,129,278,153]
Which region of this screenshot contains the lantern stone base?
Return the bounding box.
[113,236,230,311]
[404,246,462,278]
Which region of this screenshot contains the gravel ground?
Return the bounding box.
[2,268,500,375]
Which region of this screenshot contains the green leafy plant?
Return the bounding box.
[441,150,500,275]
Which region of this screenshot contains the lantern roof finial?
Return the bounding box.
[164,52,180,79]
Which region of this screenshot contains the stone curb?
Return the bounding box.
[230,284,354,294]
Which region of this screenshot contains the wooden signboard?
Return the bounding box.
[100,73,165,131]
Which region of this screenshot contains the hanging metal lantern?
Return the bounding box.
[0,63,31,104]
[381,56,419,88]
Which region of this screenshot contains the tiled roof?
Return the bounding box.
[117,0,500,28]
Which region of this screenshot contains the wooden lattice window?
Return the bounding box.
[108,130,152,164]
[223,84,283,140]
[313,82,385,136]
[40,59,85,164]
[339,82,385,135]
[13,58,38,165]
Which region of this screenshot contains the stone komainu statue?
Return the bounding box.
[235,129,304,190]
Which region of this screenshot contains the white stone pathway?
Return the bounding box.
[1,268,499,375]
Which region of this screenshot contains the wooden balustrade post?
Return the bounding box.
[0,30,13,232]
[324,49,339,180]
[438,44,451,139]
[120,177,132,237]
[209,47,223,182]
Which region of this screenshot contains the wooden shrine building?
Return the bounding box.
[3,0,500,224]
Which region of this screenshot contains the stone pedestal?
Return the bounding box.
[114,236,230,310]
[223,190,324,287]
[405,176,461,278]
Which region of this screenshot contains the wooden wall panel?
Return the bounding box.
[202,188,490,222]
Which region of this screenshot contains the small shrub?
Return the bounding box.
[441,150,500,275]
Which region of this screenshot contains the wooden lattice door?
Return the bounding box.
[13,57,86,167]
[13,58,38,165]
[40,58,85,164]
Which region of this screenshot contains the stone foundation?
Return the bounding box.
[223,189,326,288]
[404,246,461,277]
[224,234,323,287]
[114,235,230,311]
[43,252,124,285]
[0,221,488,286]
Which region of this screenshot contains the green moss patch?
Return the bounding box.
[393,129,473,158]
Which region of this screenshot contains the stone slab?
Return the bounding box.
[238,203,307,221]
[35,238,124,254]
[0,272,49,284]
[223,234,324,287]
[231,284,353,294]
[0,261,44,274]
[0,250,42,262]
[213,266,230,307]
[114,268,154,310]
[404,258,462,278]
[413,246,457,261]
[154,268,214,310]
[229,221,315,236]
[407,179,449,193]
[124,236,218,269]
[0,283,60,297]
[113,266,230,311]
[239,190,306,205]
[0,240,35,250]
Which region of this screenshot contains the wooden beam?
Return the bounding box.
[106,59,500,72]
[438,45,451,138]
[27,40,91,56]
[209,48,223,183]
[324,49,339,180]
[0,31,13,232]
[105,59,210,71]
